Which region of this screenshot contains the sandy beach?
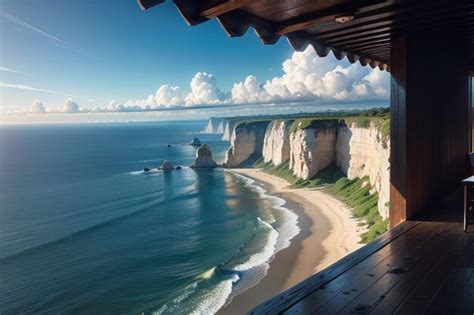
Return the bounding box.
[218,168,365,314]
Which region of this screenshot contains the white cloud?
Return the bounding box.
[231,75,271,104]
[125,72,227,110]
[14,46,388,115]
[31,100,45,113]
[185,72,227,106]
[231,46,389,104]
[63,98,80,113]
[106,100,145,112]
[155,85,184,107]
[109,48,387,111]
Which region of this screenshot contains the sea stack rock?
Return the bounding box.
[159,160,175,171]
[191,144,217,169]
[190,138,201,146]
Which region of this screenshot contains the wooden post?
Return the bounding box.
[389,30,470,228]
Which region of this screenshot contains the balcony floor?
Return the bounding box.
[250,220,474,314]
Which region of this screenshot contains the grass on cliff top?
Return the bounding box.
[227,107,390,146]
[287,107,390,147]
[234,119,273,130]
[253,159,388,243]
[288,107,389,131]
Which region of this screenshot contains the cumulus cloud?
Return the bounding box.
[231,46,389,104]
[114,47,388,111]
[63,98,80,113]
[31,100,45,113]
[18,46,388,115]
[106,100,144,112]
[184,72,227,106]
[125,72,227,109]
[231,75,271,104]
[155,85,184,107]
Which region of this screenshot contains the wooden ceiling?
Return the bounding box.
[137,0,474,70]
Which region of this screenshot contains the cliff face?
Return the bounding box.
[289,128,337,180]
[216,119,225,134]
[262,120,291,166]
[336,123,390,218]
[222,120,239,141]
[224,121,270,167]
[224,117,390,219]
[203,117,224,134]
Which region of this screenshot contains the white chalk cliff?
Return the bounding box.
[262,120,291,166]
[224,121,269,167]
[224,118,390,219]
[202,117,224,134]
[336,122,390,218]
[289,127,337,180]
[221,120,237,141]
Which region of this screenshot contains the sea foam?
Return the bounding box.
[155,170,300,315]
[229,171,300,252]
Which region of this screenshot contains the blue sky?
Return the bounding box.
[0,0,389,123]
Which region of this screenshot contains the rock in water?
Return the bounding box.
[159,160,175,171]
[191,144,217,168]
[190,137,201,146]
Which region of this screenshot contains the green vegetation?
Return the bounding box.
[380,119,390,149]
[287,107,390,140]
[238,107,391,243]
[224,107,390,142]
[253,160,388,243]
[288,118,339,134]
[328,177,388,243]
[234,119,272,130]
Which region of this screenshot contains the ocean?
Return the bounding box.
[0,121,299,314]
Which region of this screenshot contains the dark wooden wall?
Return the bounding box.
[390,30,471,228]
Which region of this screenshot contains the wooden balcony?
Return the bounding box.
[138,1,474,313]
[251,214,474,314]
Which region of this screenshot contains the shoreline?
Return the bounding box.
[218,168,365,314]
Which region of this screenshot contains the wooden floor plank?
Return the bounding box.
[394,226,474,314]
[250,221,420,315]
[424,267,474,314]
[370,223,466,314]
[336,222,464,314]
[251,218,474,315]
[283,222,445,314]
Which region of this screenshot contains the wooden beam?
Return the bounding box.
[343,37,390,49]
[316,3,474,39]
[276,12,349,36]
[311,9,473,55]
[201,0,253,18]
[136,0,164,10]
[276,0,394,35]
[326,30,392,46]
[359,46,390,55]
[327,12,474,47]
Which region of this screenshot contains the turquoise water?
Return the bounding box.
[0,121,298,314]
